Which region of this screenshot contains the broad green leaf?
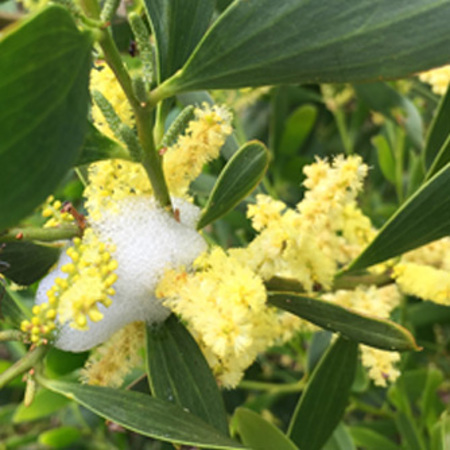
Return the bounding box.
[144,0,214,82]
[323,424,356,450]
[76,123,129,166]
[232,408,298,450]
[355,83,423,149]
[38,426,81,449]
[350,427,400,450]
[41,379,244,449]
[0,6,92,230]
[288,336,358,450]
[161,0,450,92]
[197,141,269,229]
[146,316,228,435]
[346,162,450,271]
[0,241,60,285]
[372,134,396,184]
[425,85,450,170]
[268,292,418,351]
[278,105,317,156]
[13,389,70,423]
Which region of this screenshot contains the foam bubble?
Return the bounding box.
[36,196,206,352]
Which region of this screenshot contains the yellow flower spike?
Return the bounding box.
[32,305,40,315]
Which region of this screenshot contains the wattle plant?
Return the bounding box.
[1,1,450,448]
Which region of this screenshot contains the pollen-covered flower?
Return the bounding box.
[393,238,450,305]
[163,104,233,197]
[157,247,304,388]
[236,155,374,292]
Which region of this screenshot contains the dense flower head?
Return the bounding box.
[393,238,450,305]
[163,103,233,197]
[235,155,374,291]
[156,247,304,388]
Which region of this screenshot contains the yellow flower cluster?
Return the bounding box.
[322,285,402,386]
[419,65,450,95]
[90,64,134,140]
[84,160,152,221]
[156,247,303,388]
[236,155,374,292]
[81,322,145,387]
[393,238,450,305]
[20,303,57,345]
[41,196,73,228]
[22,229,118,344]
[163,104,233,197]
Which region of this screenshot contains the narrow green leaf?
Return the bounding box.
[425,85,450,170]
[288,336,358,450]
[426,134,450,180]
[38,426,81,449]
[0,241,60,285]
[347,162,450,272]
[355,83,423,149]
[146,316,228,435]
[144,0,213,82]
[372,134,396,184]
[13,389,70,423]
[0,6,92,229]
[278,105,317,156]
[420,369,444,431]
[162,0,450,92]
[395,411,426,450]
[350,427,400,450]
[323,424,356,450]
[232,408,298,450]
[268,292,418,351]
[197,141,269,229]
[76,123,129,166]
[41,379,244,449]
[408,301,450,328]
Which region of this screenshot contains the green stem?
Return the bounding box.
[334,109,353,155]
[0,330,25,342]
[0,225,80,243]
[238,378,306,394]
[137,105,172,209]
[80,0,172,210]
[0,345,48,389]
